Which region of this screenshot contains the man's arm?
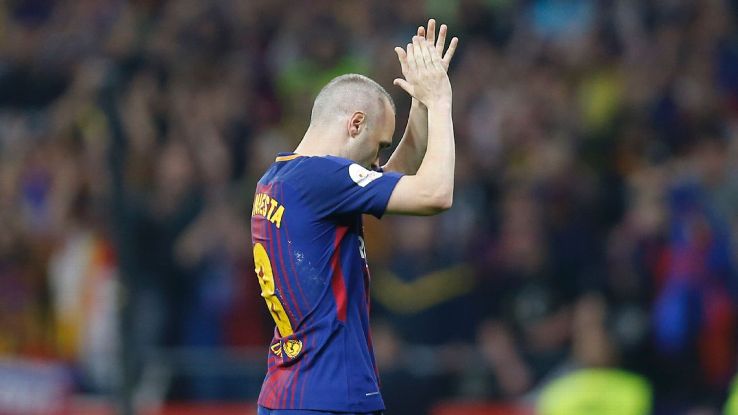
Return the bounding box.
[382,19,458,175]
[382,98,428,175]
[385,36,455,215]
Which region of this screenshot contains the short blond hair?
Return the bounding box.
[310,74,395,127]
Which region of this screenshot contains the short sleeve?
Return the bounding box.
[296,156,402,219]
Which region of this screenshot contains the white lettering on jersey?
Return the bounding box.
[349,163,382,188]
[358,236,367,259]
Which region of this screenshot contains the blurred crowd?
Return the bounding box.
[1,0,738,414]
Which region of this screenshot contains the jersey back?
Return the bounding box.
[250,152,402,412]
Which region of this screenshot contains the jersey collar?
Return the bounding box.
[275,152,303,162]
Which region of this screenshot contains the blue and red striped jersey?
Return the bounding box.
[250,152,402,412]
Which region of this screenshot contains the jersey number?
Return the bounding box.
[254,243,294,337]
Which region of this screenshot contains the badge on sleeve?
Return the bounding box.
[349,164,383,187]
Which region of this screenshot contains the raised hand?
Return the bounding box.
[416,19,459,72]
[382,19,458,176]
[393,36,452,108]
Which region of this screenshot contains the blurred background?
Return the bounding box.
[1,0,738,414]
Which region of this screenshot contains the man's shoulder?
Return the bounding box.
[274,153,351,169]
[318,155,354,167]
[285,154,353,173]
[267,153,390,193]
[275,154,355,181]
[258,155,343,197]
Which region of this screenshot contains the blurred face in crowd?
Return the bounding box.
[157,141,195,200]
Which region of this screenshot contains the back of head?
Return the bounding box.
[310,74,395,127]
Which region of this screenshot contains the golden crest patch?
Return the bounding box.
[283,339,303,359]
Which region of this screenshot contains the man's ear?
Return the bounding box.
[348,112,366,138]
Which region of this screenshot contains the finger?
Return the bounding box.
[429,37,445,71]
[427,19,436,45]
[406,42,417,74]
[393,78,414,97]
[418,37,434,70]
[436,24,447,55]
[394,47,409,76]
[417,26,424,37]
[442,37,459,69]
[412,36,426,70]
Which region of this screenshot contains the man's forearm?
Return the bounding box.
[415,100,454,207]
[384,34,456,215]
[382,99,428,174]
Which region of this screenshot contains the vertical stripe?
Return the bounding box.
[360,222,381,386]
[287,327,310,408]
[278,364,298,408]
[286,333,306,408]
[330,226,350,322]
[265,187,297,333]
[273,185,306,408]
[298,326,318,407]
[297,227,348,407]
[275,209,303,321]
[280,183,310,308]
[263,189,296,408]
[274,183,310,409]
[260,366,280,406]
[274,184,303,320]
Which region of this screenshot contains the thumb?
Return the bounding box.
[393,78,414,97]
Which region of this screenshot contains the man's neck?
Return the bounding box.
[294,125,348,159]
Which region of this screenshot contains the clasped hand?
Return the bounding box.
[394,19,457,108]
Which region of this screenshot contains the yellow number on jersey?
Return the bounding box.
[253,243,294,337]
